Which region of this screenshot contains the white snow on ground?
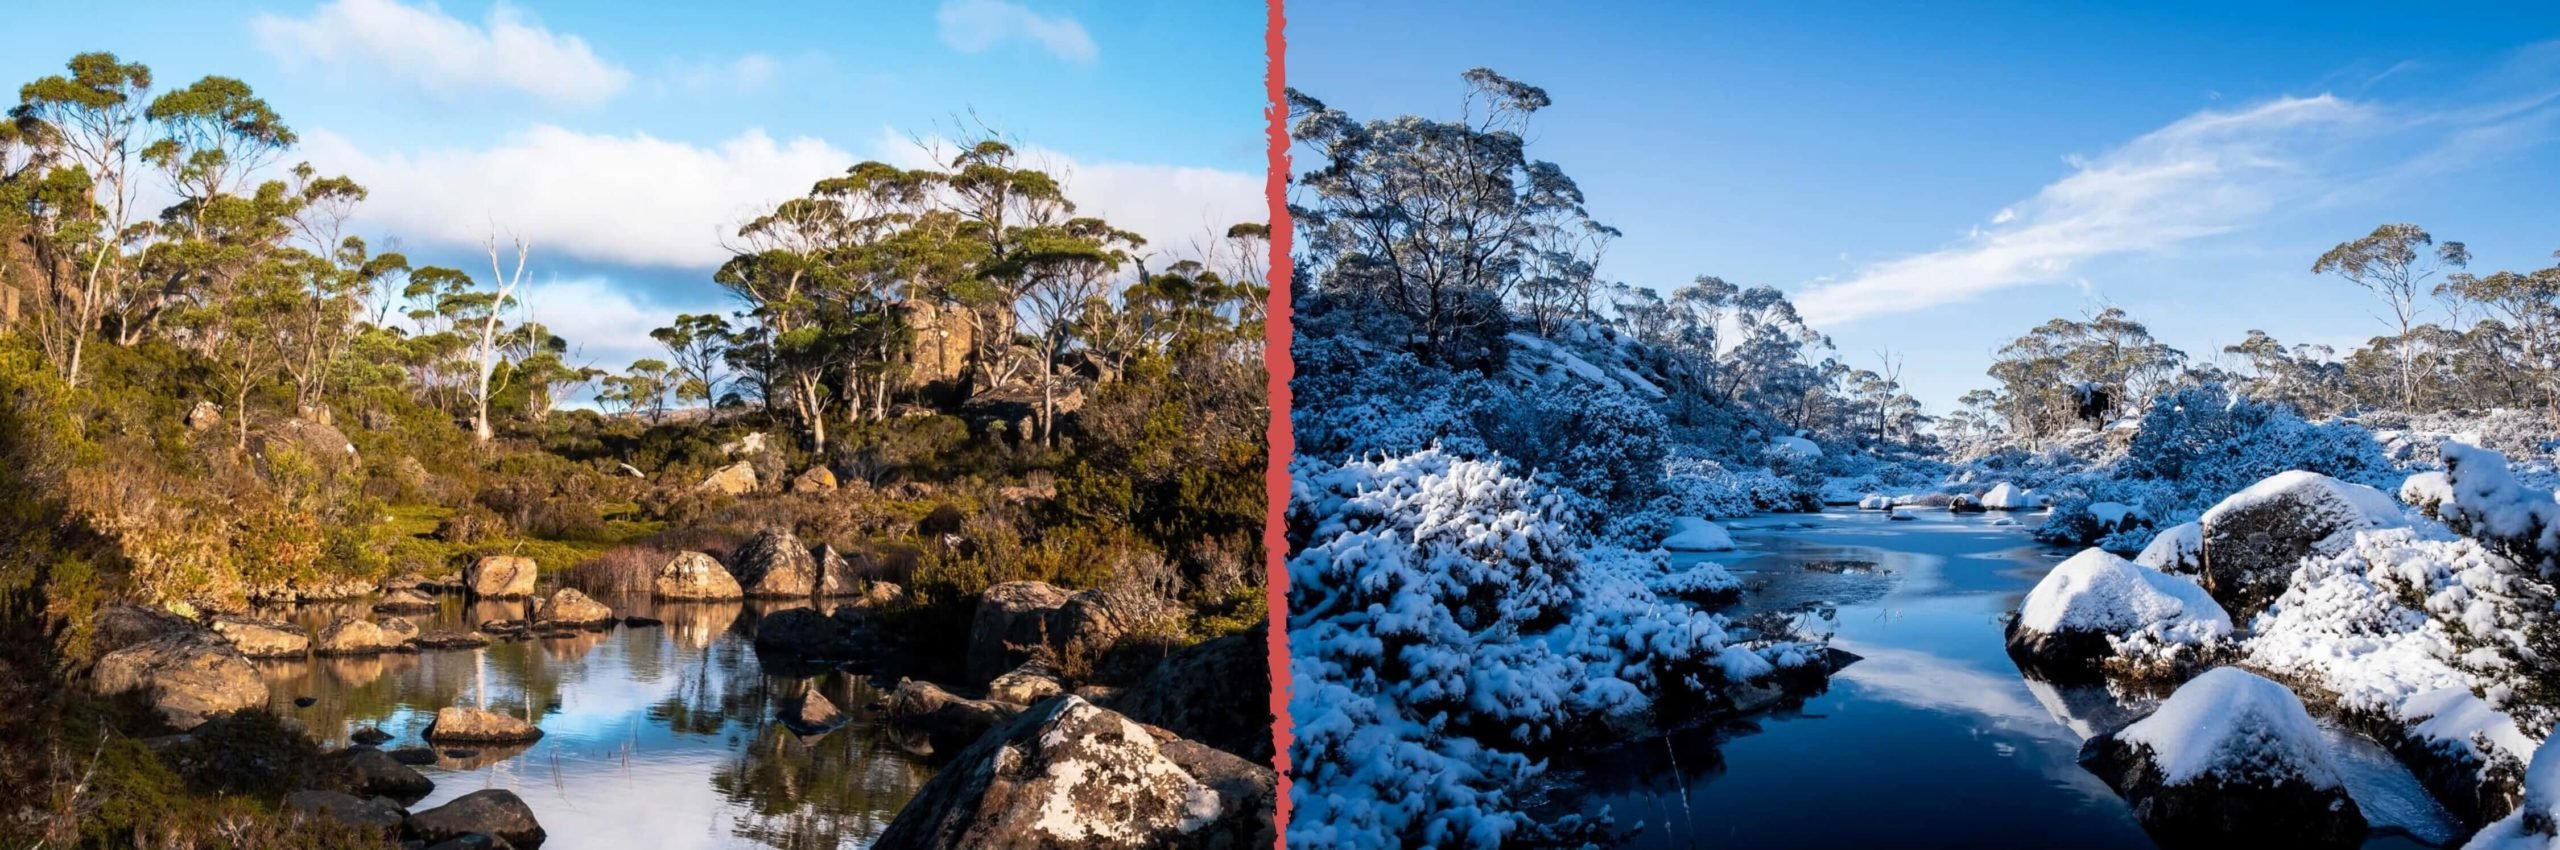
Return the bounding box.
[1769,435,1823,460]
[2119,667,2344,789]
[2402,471,2453,514]
[1982,482,2033,509]
[2135,521,2202,573]
[2460,735,2560,850]
[2017,549,2231,648]
[2089,501,2139,527]
[1661,517,1736,551]
[2200,469,2407,534]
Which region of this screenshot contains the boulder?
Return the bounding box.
[752,606,867,659]
[1981,482,2035,509]
[697,461,758,496]
[379,616,420,647]
[405,789,546,848]
[986,659,1068,706]
[782,687,847,735]
[283,789,406,832]
[331,745,435,802]
[92,636,267,731]
[314,617,401,655]
[185,400,222,432]
[533,588,615,628]
[2005,549,2230,678]
[208,615,309,658]
[2134,521,2204,576]
[882,678,1021,757]
[465,556,539,599]
[732,526,820,598]
[654,551,743,600]
[374,588,439,613]
[1660,517,1737,552]
[2079,668,2364,848]
[1950,494,1987,514]
[424,706,544,743]
[1052,589,1142,669]
[386,746,439,766]
[1858,493,1892,511]
[816,545,866,597]
[790,465,838,494]
[413,630,492,650]
[859,580,906,609]
[254,417,358,468]
[967,581,1074,684]
[1107,621,1273,762]
[351,726,392,746]
[873,696,1276,850]
[2198,470,2405,618]
[92,603,196,655]
[720,432,768,457]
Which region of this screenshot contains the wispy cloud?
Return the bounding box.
[252,0,630,105]
[935,0,1098,65]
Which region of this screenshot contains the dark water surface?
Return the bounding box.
[252,593,932,850]
[1555,508,2463,850]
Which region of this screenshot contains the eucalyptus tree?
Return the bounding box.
[2439,253,2560,421]
[941,138,1073,391]
[1014,216,1143,445]
[651,312,733,411]
[1985,307,2186,438]
[10,52,152,386]
[1288,68,1609,366]
[2315,223,2468,410]
[469,237,530,442]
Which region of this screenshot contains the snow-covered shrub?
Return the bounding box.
[2117,383,2392,510]
[1286,449,1821,847]
[1478,382,1670,508]
[1290,338,1491,462]
[2460,733,2560,850]
[2438,441,2560,575]
[1655,455,1808,518]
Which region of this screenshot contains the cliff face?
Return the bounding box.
[899,300,976,390]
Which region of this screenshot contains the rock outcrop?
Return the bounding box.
[424,706,544,743]
[465,556,539,599]
[873,696,1276,850]
[1108,622,1273,762]
[92,636,267,731]
[790,466,838,494]
[986,659,1067,706]
[654,551,743,600]
[698,461,758,496]
[967,581,1075,684]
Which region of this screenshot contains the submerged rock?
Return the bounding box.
[533,588,614,628]
[2197,470,2405,619]
[208,615,309,658]
[92,636,267,732]
[882,678,1020,758]
[2006,549,2230,679]
[374,588,438,613]
[406,789,545,848]
[2080,667,2364,848]
[465,556,539,599]
[783,687,847,735]
[873,696,1275,850]
[425,706,544,743]
[752,606,869,659]
[330,745,435,803]
[654,551,743,600]
[313,616,401,655]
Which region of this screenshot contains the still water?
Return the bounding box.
[1553,508,2467,850]
[251,593,933,850]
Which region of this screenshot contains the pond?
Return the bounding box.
[1547,508,2466,850]
[250,592,935,850]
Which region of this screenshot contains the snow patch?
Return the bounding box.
[2119,667,2344,789]
[1661,517,1736,552]
[2017,549,2231,648]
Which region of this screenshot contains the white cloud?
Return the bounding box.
[935,0,1098,65]
[662,53,787,96]
[1796,95,2373,327]
[252,0,631,105]
[300,125,853,268]
[301,125,1262,275]
[519,275,724,375]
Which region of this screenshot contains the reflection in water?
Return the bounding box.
[253,592,932,850]
[1552,509,2464,850]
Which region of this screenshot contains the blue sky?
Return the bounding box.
[1284,1,2560,413]
[8,0,1265,375]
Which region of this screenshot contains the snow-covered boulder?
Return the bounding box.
[1981,482,2035,510]
[2461,734,2560,850]
[1858,493,1891,511]
[2081,667,2365,847]
[1768,435,1822,460]
[2437,442,2560,573]
[2006,549,2230,677]
[2198,470,2406,619]
[1661,517,1736,552]
[2401,687,2535,827]
[2134,522,2202,575]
